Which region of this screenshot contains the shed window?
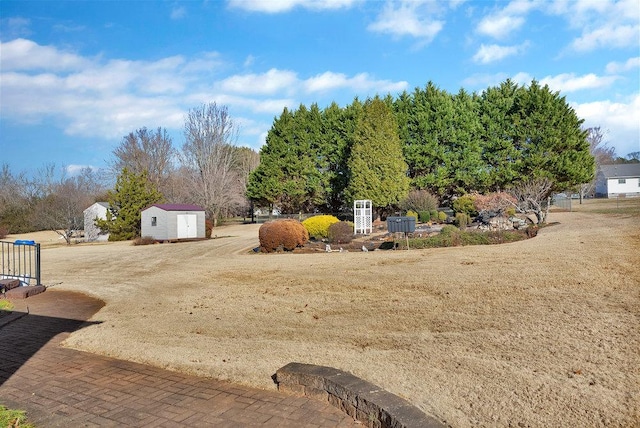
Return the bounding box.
[151,216,157,226]
[618,179,626,184]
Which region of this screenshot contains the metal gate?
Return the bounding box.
[0,240,41,285]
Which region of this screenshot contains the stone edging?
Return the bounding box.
[274,362,446,428]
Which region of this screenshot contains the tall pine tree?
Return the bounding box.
[346,97,410,214]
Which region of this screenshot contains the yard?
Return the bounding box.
[8,198,640,427]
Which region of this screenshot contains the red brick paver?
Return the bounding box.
[0,290,358,427]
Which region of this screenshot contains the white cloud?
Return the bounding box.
[540,73,618,93]
[1,39,407,144]
[304,71,407,93]
[548,0,640,53]
[0,38,91,71]
[218,69,299,95]
[571,24,640,52]
[477,14,525,39]
[472,42,528,64]
[476,0,538,39]
[572,94,640,156]
[227,0,357,13]
[605,57,640,74]
[368,1,444,43]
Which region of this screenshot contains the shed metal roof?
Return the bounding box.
[146,204,205,212]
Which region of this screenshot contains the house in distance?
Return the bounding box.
[84,202,110,242]
[141,204,206,241]
[595,164,640,198]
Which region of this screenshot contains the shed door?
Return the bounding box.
[177,214,197,238]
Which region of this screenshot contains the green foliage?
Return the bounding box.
[418,211,430,223]
[430,209,438,221]
[0,405,34,428]
[346,97,410,210]
[302,215,340,240]
[453,195,477,216]
[96,169,164,241]
[328,221,354,244]
[258,219,309,252]
[406,227,526,249]
[0,299,14,310]
[455,212,471,229]
[437,211,448,222]
[406,210,418,221]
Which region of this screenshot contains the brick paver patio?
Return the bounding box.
[0,289,358,427]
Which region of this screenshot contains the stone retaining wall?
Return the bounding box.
[275,362,445,428]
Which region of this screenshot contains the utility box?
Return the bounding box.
[386,216,416,233]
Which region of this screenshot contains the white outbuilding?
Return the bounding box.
[83,202,110,242]
[595,164,640,198]
[141,204,206,240]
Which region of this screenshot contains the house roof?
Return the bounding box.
[146,204,205,212]
[599,163,640,179]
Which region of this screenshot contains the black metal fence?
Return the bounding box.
[0,240,41,286]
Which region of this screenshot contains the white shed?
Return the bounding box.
[84,202,110,242]
[141,204,206,240]
[595,164,640,198]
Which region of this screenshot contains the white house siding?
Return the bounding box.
[141,206,170,240]
[607,177,640,197]
[596,164,640,198]
[83,202,109,242]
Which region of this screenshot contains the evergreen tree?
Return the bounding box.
[246,106,323,213]
[511,80,595,190]
[96,168,164,241]
[478,79,521,190]
[346,97,410,213]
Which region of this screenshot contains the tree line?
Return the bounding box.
[247,79,599,217]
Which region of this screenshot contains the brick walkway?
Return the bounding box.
[0,289,358,427]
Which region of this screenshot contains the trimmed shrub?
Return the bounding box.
[259,219,309,253]
[328,221,354,244]
[302,215,340,240]
[430,210,438,222]
[418,211,430,223]
[437,211,447,222]
[133,236,156,246]
[406,210,418,222]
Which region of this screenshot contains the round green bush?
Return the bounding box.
[302,215,340,240]
[418,211,430,223]
[259,219,309,252]
[406,210,418,221]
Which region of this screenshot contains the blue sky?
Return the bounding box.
[1,0,639,177]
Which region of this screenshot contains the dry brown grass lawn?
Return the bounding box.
[10,198,640,427]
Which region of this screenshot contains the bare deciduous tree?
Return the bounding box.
[181,103,244,226]
[508,177,554,224]
[111,127,175,193]
[35,167,106,244]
